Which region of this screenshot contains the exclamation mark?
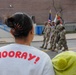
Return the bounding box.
[34,57,40,64]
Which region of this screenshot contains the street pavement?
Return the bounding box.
[33,33,76,41]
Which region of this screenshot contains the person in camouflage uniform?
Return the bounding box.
[40,21,48,48]
[57,26,68,51]
[48,21,55,50]
[44,22,51,49]
[50,21,55,40]
[49,20,63,51]
[40,22,51,49]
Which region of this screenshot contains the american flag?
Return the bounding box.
[48,10,52,22]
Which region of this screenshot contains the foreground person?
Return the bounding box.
[0,12,55,75]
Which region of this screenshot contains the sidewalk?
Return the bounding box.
[0,33,76,43]
[33,33,76,41]
[66,33,76,40]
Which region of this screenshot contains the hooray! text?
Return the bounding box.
[0,51,40,64]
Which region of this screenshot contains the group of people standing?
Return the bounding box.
[40,20,68,52]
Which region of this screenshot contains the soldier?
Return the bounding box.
[50,21,55,40]
[44,22,52,49]
[57,26,68,51]
[40,21,48,48]
[49,20,63,51]
[48,21,55,50]
[41,22,51,49]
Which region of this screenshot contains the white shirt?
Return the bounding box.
[0,44,55,75]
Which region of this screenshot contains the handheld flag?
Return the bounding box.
[53,14,57,23]
[54,13,62,24]
[57,14,62,24]
[48,10,52,22]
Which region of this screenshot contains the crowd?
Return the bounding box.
[40,20,68,52]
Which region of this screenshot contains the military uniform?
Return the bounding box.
[40,25,47,48]
[43,24,51,49]
[57,26,68,51]
[49,24,63,51]
[48,25,55,50]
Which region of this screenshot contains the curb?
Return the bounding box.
[0,38,76,44]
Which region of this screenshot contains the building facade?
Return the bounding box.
[0,0,76,24]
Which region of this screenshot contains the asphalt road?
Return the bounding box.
[0,39,76,59]
[31,39,76,58]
